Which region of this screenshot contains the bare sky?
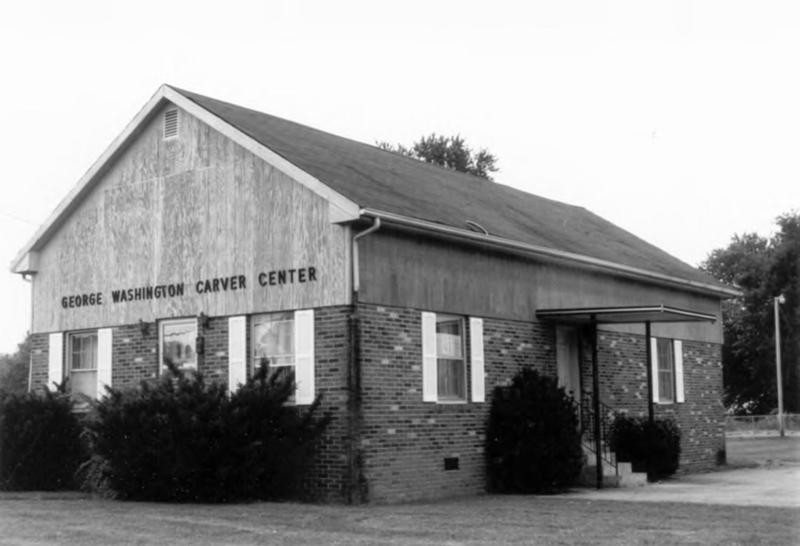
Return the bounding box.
[0,0,798,354]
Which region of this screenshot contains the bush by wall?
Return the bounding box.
[609,414,681,480]
[86,362,330,502]
[486,368,584,493]
[0,387,84,490]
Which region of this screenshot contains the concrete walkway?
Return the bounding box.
[568,463,800,507]
[568,437,800,508]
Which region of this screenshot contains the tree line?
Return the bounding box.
[702,212,799,414]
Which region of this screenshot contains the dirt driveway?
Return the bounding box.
[568,436,800,508]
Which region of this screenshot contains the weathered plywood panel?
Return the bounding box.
[359,231,723,343]
[33,104,348,333]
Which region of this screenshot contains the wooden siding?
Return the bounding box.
[32,104,348,333]
[358,231,723,343]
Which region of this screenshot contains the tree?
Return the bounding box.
[702,212,800,414]
[0,334,30,395]
[377,133,499,180]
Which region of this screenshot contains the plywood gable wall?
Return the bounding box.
[33,103,349,333]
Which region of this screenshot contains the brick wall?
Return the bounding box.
[199,317,228,383]
[27,308,355,502]
[656,340,726,471]
[112,323,158,388]
[584,329,725,472]
[356,303,556,503]
[29,333,49,391]
[29,307,725,502]
[302,306,352,502]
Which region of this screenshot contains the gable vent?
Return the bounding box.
[163,109,179,139]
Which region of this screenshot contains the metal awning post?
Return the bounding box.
[645,320,654,424]
[534,303,718,490]
[591,314,602,489]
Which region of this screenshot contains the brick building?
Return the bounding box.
[11,85,737,503]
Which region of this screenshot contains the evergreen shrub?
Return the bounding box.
[0,387,84,490]
[86,361,329,502]
[609,414,681,480]
[486,368,584,493]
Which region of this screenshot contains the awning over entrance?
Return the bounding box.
[535,304,716,489]
[536,304,717,324]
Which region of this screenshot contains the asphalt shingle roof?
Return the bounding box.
[174,87,724,289]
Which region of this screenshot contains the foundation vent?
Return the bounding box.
[444,456,459,471]
[163,109,179,139]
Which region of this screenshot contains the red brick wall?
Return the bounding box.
[356,303,555,503]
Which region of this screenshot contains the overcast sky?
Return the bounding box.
[0,0,798,355]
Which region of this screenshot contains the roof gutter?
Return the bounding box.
[358,208,741,299]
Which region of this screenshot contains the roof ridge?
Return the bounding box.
[169,86,513,190]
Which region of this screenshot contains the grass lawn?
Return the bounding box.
[726,435,800,466]
[0,494,797,545]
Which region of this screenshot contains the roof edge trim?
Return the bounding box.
[10,85,171,274]
[10,85,362,274]
[536,305,717,323]
[163,87,360,223]
[360,208,742,299]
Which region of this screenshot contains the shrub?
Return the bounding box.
[0,386,84,490]
[86,361,329,502]
[609,414,681,480]
[225,364,330,499]
[486,368,584,493]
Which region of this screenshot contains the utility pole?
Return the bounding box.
[774,295,785,437]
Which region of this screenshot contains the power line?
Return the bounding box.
[0,210,36,226]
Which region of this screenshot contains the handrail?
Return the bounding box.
[578,391,617,473]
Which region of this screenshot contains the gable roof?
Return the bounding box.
[11,85,737,297]
[173,87,734,296]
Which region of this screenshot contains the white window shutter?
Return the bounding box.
[294,309,315,405]
[650,337,660,403]
[470,317,485,402]
[228,316,247,393]
[421,312,437,402]
[674,339,685,403]
[96,328,113,398]
[47,333,63,391]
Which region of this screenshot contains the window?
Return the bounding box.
[68,332,98,400]
[248,310,316,405]
[436,315,466,401]
[422,312,484,403]
[651,337,685,404]
[160,318,197,373]
[656,338,675,403]
[252,312,294,371]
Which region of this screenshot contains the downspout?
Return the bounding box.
[346,216,381,503]
[352,217,381,294]
[21,273,33,393]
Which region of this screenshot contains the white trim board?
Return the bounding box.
[10,84,360,274]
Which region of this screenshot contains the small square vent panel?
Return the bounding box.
[444,456,459,471]
[163,109,179,139]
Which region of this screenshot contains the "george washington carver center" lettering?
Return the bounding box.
[60,266,318,309]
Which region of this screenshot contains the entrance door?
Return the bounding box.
[556,326,581,400]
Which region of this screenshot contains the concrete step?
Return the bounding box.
[578,464,620,487]
[579,455,649,488]
[616,461,648,487]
